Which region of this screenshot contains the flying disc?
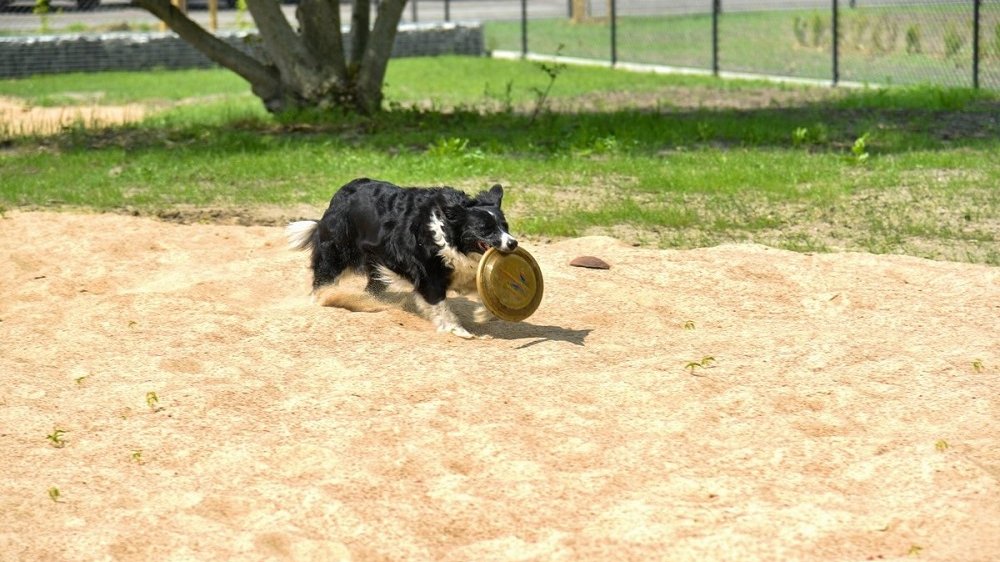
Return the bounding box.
[476,246,544,322]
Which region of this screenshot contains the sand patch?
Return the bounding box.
[1,211,998,561]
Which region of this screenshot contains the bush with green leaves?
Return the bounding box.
[944,25,965,59]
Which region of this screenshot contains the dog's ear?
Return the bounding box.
[474,184,504,208]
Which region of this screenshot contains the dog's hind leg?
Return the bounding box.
[363,262,395,297]
[311,239,357,290]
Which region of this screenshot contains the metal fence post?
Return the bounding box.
[445,0,450,22]
[973,0,981,88]
[411,0,417,23]
[711,0,720,76]
[610,0,617,65]
[832,0,839,85]
[521,0,528,57]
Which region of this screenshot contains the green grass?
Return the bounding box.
[1,56,999,264]
[485,5,1000,88]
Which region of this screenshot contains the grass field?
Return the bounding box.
[485,5,1000,88]
[1,56,998,264]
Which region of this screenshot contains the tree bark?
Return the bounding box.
[355,0,407,114]
[297,0,347,82]
[135,0,405,115]
[349,0,371,70]
[245,0,319,96]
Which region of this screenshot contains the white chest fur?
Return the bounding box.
[429,212,481,294]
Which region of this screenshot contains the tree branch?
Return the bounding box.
[245,0,319,85]
[133,0,281,103]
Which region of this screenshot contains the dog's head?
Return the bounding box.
[443,184,518,255]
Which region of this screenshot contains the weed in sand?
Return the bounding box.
[145,391,160,412]
[47,487,62,502]
[46,428,67,448]
[935,439,949,452]
[971,359,984,373]
[683,320,696,330]
[685,356,717,375]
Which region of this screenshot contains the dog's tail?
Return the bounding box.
[286,220,318,251]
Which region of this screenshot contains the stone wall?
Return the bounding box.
[0,22,483,78]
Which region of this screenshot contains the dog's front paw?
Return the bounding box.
[440,324,475,339]
[473,305,497,324]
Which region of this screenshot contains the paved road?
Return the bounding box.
[0,0,559,33]
[0,0,937,34]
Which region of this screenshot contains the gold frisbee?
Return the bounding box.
[476,246,544,322]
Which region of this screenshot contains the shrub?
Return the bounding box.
[905,25,922,54]
[793,16,809,47]
[944,24,965,59]
[811,14,828,47]
[872,15,899,54]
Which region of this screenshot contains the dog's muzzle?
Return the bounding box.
[500,232,518,253]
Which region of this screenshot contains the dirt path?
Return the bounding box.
[0,96,148,137]
[1,211,998,561]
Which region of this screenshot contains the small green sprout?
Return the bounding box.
[792,127,809,146]
[74,375,89,386]
[145,391,160,411]
[851,133,871,164]
[46,428,67,448]
[908,544,923,556]
[48,487,62,502]
[683,320,696,330]
[696,121,713,141]
[685,356,717,375]
[971,359,984,373]
[935,439,949,452]
[131,449,144,464]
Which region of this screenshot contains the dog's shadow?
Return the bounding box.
[319,286,590,347]
[450,298,590,347]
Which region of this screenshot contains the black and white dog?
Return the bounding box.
[286,178,518,338]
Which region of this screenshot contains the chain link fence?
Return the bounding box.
[488,0,999,89]
[0,0,997,89]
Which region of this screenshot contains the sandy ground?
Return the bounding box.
[0,97,147,137]
[1,211,998,562]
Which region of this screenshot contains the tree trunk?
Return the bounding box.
[349,0,370,70]
[355,0,407,114]
[134,0,408,115]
